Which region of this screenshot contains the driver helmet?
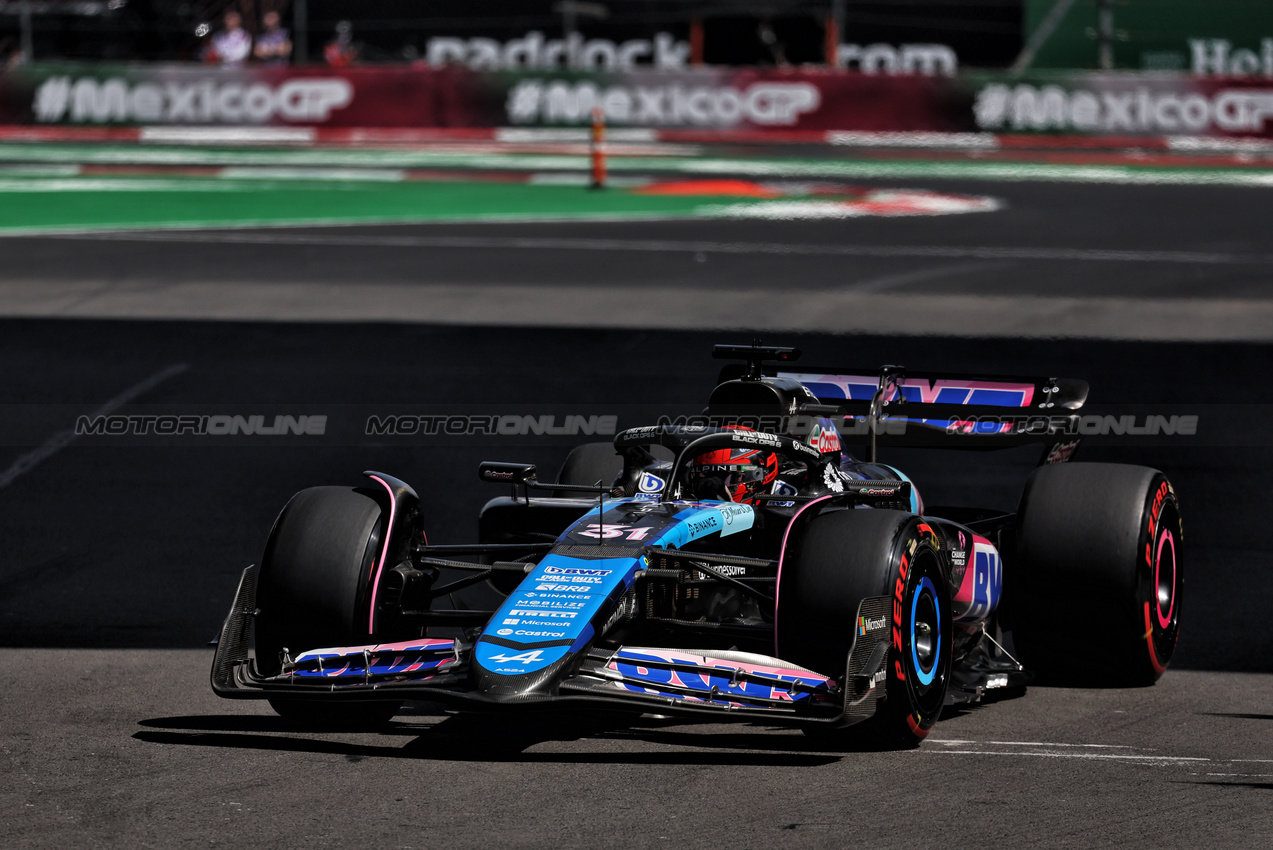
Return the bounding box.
[689,428,779,505]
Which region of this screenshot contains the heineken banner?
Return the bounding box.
[4,62,1273,138]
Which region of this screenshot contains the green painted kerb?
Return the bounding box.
[0,178,718,232]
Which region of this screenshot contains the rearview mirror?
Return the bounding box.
[478,462,537,485]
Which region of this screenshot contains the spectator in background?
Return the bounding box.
[253,11,292,65]
[0,38,26,69]
[208,10,252,66]
[324,20,358,66]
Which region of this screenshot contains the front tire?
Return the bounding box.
[777,509,952,748]
[255,485,403,726]
[1011,463,1183,686]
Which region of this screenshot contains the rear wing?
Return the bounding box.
[708,342,1090,457]
[776,366,1088,453]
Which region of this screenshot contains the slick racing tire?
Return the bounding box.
[255,486,402,727]
[554,442,624,494]
[1011,463,1182,686]
[777,509,952,749]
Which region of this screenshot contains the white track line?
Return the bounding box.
[1207,773,1273,777]
[31,231,1263,266]
[932,750,1208,762]
[0,363,187,492]
[933,740,1139,749]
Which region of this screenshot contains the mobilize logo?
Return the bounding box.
[507,79,820,126]
[33,77,352,124]
[74,414,327,436]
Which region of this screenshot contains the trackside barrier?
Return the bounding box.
[6,124,1273,155]
[4,64,1273,142]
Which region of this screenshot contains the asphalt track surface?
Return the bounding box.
[3,175,1273,847]
[5,179,1273,338]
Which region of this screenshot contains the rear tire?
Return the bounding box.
[778,509,952,748]
[255,486,403,726]
[1011,463,1182,686]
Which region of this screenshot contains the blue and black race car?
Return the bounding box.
[211,343,1183,747]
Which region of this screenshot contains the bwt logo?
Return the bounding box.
[507,80,820,126]
[32,77,353,124]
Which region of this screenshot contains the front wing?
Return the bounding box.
[211,565,893,727]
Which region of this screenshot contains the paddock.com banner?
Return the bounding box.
[4,62,1273,138]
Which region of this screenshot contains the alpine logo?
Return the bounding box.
[485,649,545,664]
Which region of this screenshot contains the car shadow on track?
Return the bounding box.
[134,709,850,766]
[1203,712,1273,721]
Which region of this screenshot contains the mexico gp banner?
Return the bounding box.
[0,63,483,128]
[969,72,1273,137]
[0,63,964,133]
[495,69,965,131]
[4,62,1273,139]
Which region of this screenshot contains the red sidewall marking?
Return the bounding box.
[1143,602,1167,675]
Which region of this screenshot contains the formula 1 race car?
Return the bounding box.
[211,343,1183,747]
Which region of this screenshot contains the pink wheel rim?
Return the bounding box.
[1154,530,1176,631]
